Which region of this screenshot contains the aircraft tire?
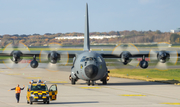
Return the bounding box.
[92,81,95,86]
[71,78,76,85]
[102,78,107,85]
[87,80,90,86]
[103,80,107,85]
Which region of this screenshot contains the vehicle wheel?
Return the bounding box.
[27,100,29,104]
[30,101,33,105]
[47,101,49,104]
[44,102,46,104]
[71,78,76,85]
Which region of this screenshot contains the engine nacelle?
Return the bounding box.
[30,60,38,68]
[10,50,23,64]
[139,60,148,69]
[120,51,132,65]
[48,51,59,64]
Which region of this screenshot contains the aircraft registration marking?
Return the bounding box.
[161,103,180,105]
[120,94,146,96]
[80,87,101,89]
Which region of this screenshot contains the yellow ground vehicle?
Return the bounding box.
[26,80,57,104]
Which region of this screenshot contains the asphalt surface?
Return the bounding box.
[0,65,180,107]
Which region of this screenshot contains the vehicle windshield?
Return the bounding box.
[31,85,48,91]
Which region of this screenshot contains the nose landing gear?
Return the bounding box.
[87,80,95,86]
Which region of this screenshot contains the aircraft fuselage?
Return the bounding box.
[71,51,108,82]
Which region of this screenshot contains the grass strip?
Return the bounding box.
[109,68,180,84]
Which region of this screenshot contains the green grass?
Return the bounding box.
[110,68,180,81]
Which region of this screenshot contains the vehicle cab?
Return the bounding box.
[26,80,57,105]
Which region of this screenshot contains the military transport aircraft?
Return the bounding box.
[0,4,178,86]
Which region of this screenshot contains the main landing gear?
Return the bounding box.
[69,75,78,85]
[101,75,110,85]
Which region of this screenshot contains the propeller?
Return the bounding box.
[2,42,30,70]
[111,43,140,69]
[39,43,69,72]
[149,42,178,71]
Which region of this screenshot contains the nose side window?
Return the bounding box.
[97,56,102,62]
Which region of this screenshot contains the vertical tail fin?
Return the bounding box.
[84,3,90,51]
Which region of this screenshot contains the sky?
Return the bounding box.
[0,0,180,35]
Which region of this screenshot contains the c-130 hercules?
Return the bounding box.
[70,4,110,86]
[1,3,178,86]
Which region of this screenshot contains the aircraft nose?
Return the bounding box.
[85,64,98,79]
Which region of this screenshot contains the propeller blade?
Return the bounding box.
[46,63,59,72]
[112,43,140,69]
[126,43,139,54]
[3,58,14,69]
[169,51,178,64]
[157,42,170,51]
[3,42,30,70]
[17,42,30,52]
[49,43,62,51]
[39,50,49,62]
[155,62,167,70]
[60,52,69,65]
[129,59,139,67]
[112,44,123,56]
[149,49,157,61]
[40,43,69,72]
[3,43,13,53]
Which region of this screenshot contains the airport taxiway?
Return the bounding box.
[0,65,180,107]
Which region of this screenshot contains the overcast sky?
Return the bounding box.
[0,0,179,35]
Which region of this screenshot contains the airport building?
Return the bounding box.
[55,35,121,40]
[170,28,180,33]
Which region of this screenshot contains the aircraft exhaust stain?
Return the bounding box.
[121,94,146,96]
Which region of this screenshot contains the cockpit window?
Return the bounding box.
[97,56,102,62]
[80,56,86,62]
[80,56,97,62]
[86,58,89,61]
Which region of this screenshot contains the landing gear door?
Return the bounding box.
[49,84,57,101]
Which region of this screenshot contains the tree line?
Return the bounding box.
[0,30,179,47]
